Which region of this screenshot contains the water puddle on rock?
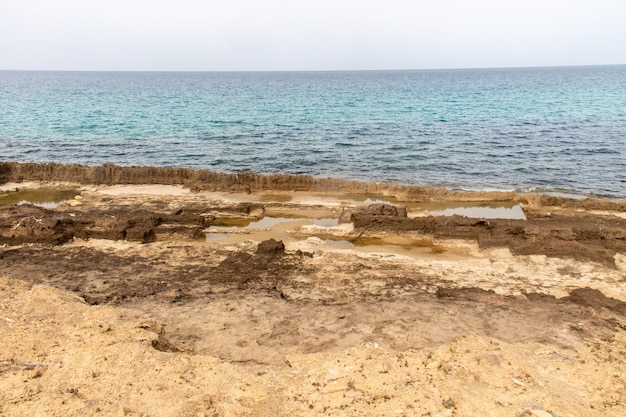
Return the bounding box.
[334,193,526,220]
[204,215,446,258]
[208,217,338,230]
[18,200,65,209]
[0,187,79,208]
[203,201,526,255]
[324,239,354,248]
[205,233,231,242]
[205,216,339,242]
[414,202,526,220]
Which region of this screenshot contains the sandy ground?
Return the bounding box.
[1,170,625,416]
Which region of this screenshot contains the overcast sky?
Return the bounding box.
[1,0,625,71]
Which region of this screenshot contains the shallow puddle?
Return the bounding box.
[17,200,65,209]
[361,198,395,205]
[204,215,448,257]
[205,233,231,241]
[208,218,256,228]
[333,193,526,220]
[208,217,338,231]
[324,239,354,248]
[205,216,339,242]
[203,204,522,253]
[0,187,79,208]
[413,202,526,220]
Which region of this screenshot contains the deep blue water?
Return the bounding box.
[1,66,625,198]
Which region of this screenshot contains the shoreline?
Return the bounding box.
[0,161,523,199]
[2,161,626,209]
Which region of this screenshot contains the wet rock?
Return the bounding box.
[0,205,74,245]
[217,252,254,271]
[126,227,156,243]
[256,238,285,256]
[352,212,625,267]
[9,216,74,245]
[436,287,496,300]
[212,243,297,289]
[339,203,407,224]
[565,287,626,315]
[0,162,11,184]
[474,219,492,228]
[338,209,354,224]
[155,224,204,240]
[366,203,407,217]
[242,204,265,218]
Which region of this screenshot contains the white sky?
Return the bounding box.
[1,0,625,71]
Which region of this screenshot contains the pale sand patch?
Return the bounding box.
[0,181,42,191]
[1,277,624,417]
[65,238,142,250]
[285,236,626,301]
[0,181,80,191]
[95,184,190,196]
[616,253,626,271]
[589,209,626,219]
[197,190,364,208]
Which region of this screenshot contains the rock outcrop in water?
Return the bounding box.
[3,162,626,213]
[0,161,516,202]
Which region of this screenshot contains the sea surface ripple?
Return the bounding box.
[1,66,625,198]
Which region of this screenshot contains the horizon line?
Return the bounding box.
[1,63,625,74]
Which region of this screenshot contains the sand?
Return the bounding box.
[1,163,625,416]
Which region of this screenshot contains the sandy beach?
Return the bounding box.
[1,162,625,416]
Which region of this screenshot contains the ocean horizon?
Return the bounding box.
[1,65,625,198]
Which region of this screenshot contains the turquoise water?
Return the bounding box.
[1,66,625,198]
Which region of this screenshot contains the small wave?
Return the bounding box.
[585,147,620,155]
[208,119,245,125]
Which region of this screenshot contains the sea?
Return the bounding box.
[1,66,625,198]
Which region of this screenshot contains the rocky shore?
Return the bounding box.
[1,162,625,416]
